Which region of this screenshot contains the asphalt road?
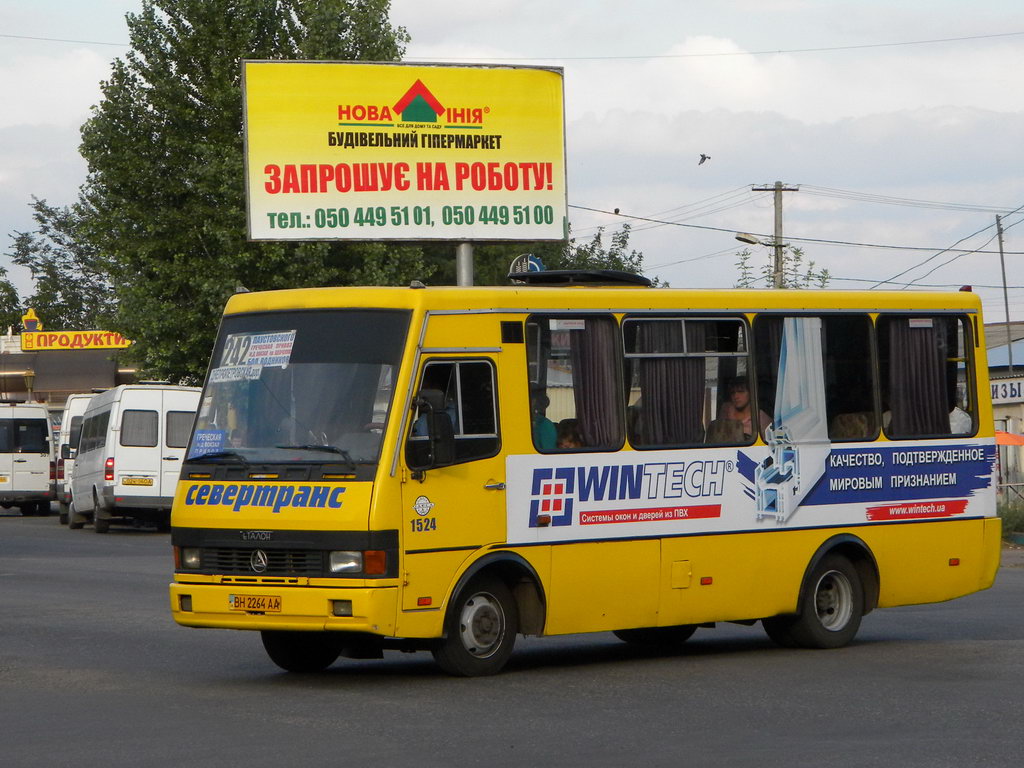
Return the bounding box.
[2,512,1023,768]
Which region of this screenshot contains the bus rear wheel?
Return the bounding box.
[432,576,518,677]
[763,553,863,649]
[613,624,698,646]
[261,631,342,673]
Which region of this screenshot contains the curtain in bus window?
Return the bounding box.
[773,318,828,441]
[121,410,159,447]
[568,318,622,449]
[754,317,783,426]
[885,318,951,437]
[634,320,705,446]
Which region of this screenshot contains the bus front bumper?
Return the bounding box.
[169,581,398,635]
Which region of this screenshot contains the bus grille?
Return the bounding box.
[204,548,324,576]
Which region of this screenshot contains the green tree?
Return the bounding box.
[421,223,652,285]
[7,197,116,329]
[77,0,418,381]
[735,245,829,289]
[0,267,21,332]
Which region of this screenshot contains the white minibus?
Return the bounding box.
[71,384,200,532]
[56,392,95,524]
[0,401,54,516]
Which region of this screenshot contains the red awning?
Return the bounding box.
[996,430,1024,446]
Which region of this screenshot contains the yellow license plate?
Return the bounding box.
[0,476,8,483]
[229,594,282,612]
[122,477,154,486]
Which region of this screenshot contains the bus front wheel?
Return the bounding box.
[261,631,342,673]
[763,553,863,649]
[432,576,518,677]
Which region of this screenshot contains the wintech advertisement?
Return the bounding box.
[243,61,566,241]
[507,315,996,544]
[505,440,996,545]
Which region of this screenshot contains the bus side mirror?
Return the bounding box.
[408,389,456,473]
[61,445,74,460]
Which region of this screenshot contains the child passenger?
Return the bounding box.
[556,418,583,449]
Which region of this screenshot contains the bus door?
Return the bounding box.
[162,391,199,498]
[0,418,13,489]
[12,416,51,493]
[400,357,504,612]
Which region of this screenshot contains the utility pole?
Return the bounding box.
[997,214,1013,373]
[752,181,799,287]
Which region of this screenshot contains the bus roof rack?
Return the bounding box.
[507,269,652,287]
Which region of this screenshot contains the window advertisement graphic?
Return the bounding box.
[243,61,567,241]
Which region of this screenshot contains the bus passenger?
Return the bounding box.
[719,378,770,439]
[556,418,583,449]
[531,393,557,450]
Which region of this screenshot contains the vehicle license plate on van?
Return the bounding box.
[122,477,154,486]
[229,594,282,612]
[0,476,7,483]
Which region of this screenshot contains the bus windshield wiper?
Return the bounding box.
[275,444,358,467]
[189,449,250,465]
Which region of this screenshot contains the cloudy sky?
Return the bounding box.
[2,0,1023,321]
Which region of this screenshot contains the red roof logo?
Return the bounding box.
[393,80,445,123]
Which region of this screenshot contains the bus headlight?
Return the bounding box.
[181,548,202,569]
[329,550,363,573]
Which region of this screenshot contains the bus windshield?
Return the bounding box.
[187,309,409,466]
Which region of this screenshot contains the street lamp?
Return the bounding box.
[735,232,786,288]
[23,368,35,401]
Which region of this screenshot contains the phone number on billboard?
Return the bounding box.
[266,205,557,230]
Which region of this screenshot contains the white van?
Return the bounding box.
[56,392,95,524]
[0,401,54,516]
[70,384,200,532]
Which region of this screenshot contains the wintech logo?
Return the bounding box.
[337,79,487,127]
[529,461,728,528]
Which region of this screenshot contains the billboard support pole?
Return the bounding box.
[456,242,474,286]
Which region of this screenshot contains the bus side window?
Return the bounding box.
[879,314,975,438]
[526,315,623,453]
[406,359,499,466]
[822,315,877,441]
[625,316,753,447]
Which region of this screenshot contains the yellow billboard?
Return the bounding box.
[243,61,566,241]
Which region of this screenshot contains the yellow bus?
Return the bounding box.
[169,271,1001,675]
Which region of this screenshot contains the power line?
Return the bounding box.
[870,203,1024,288]
[403,31,1024,61]
[0,33,128,47]
[568,204,1024,255]
[7,29,1024,57]
[800,185,1019,214]
[904,215,1024,287]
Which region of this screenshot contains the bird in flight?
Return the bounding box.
[698,153,711,165]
